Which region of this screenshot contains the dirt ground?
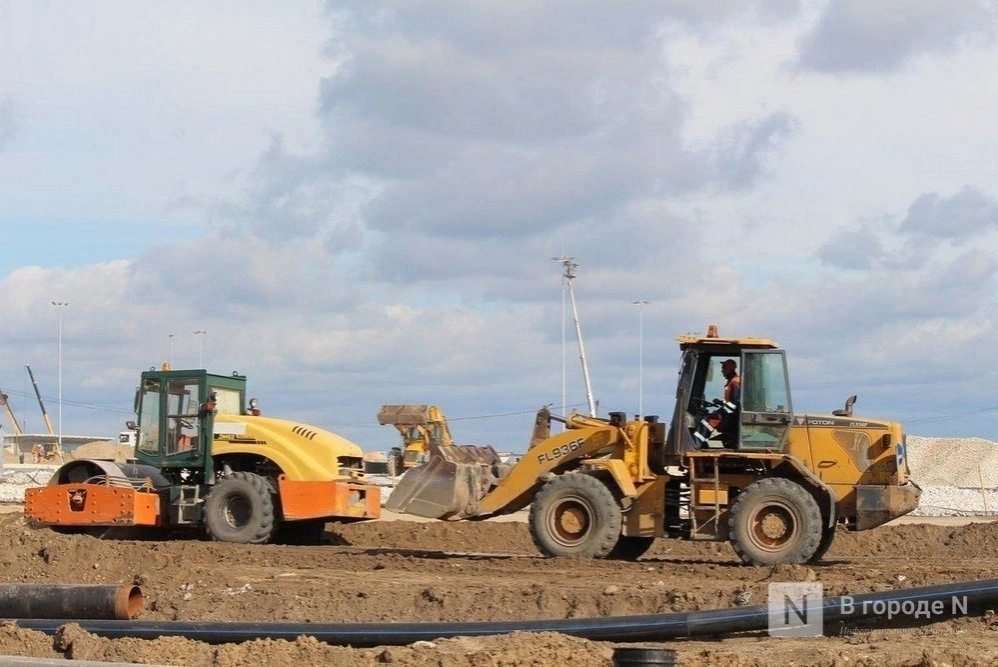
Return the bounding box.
[1,509,997,666]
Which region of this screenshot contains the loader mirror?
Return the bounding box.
[125,420,137,431]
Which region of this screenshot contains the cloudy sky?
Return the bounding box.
[1,0,997,453]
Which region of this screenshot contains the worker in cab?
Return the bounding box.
[695,359,741,448]
[719,358,741,404]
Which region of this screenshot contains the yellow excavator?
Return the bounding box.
[387,326,921,565]
[377,404,454,476]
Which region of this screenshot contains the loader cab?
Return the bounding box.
[133,368,247,476]
[665,333,794,456]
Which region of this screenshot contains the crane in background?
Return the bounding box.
[25,364,55,436]
[25,364,60,460]
[0,389,23,436]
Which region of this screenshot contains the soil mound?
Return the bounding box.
[70,440,134,462]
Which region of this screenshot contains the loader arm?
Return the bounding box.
[386,422,622,520]
[477,424,620,516]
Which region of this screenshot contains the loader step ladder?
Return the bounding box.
[688,454,725,540]
[171,485,203,524]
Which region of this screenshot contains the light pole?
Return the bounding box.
[168,334,175,368]
[51,301,68,451]
[193,330,207,368]
[632,300,650,418]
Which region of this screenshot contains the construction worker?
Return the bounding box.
[697,359,741,447]
[720,358,741,404]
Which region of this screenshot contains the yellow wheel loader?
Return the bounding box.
[25,367,380,544]
[386,327,921,565]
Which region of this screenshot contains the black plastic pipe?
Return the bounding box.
[6,579,998,646]
[0,584,143,620]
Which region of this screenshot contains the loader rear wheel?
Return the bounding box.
[606,535,656,560]
[529,474,622,558]
[728,478,821,566]
[204,472,275,544]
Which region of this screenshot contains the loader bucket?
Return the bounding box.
[385,445,501,519]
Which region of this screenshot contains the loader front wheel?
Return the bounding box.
[728,478,822,566]
[204,472,275,544]
[529,474,622,558]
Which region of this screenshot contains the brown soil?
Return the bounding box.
[1,512,997,665]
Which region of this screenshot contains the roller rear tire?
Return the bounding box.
[204,472,275,544]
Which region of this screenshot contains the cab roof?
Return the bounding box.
[675,332,779,350]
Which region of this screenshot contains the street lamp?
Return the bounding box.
[51,301,68,451]
[193,330,207,368]
[632,300,650,418]
[168,334,175,368]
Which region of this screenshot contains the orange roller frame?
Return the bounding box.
[277,475,381,521]
[24,484,163,527]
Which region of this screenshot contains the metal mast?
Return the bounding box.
[553,257,596,417]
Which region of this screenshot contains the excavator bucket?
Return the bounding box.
[385,444,502,519]
[377,404,433,426]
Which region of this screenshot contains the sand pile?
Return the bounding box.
[69,440,134,462]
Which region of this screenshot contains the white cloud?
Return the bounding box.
[798,0,998,73]
[901,186,998,239]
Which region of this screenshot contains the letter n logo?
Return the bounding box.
[768,582,823,637]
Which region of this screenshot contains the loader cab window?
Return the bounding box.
[739,350,793,450]
[165,378,202,456]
